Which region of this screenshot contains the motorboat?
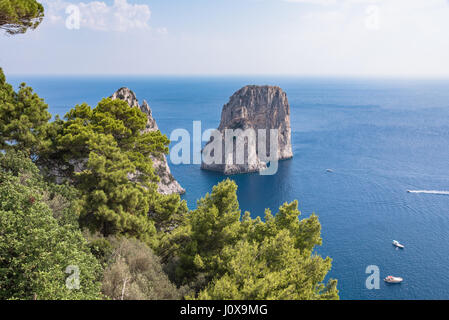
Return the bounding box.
[392,240,404,249]
[384,276,403,284]
[326,169,334,173]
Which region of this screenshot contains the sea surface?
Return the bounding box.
[8,75,449,300]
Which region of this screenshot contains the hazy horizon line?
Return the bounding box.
[6,73,449,81]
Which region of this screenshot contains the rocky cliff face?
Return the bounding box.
[111,88,185,195]
[201,85,292,175]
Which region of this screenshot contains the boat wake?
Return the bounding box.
[407,190,449,195]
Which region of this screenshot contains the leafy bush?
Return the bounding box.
[101,237,187,300]
[0,151,102,300]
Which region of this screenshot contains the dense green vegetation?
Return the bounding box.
[160,181,338,300]
[0,68,51,155]
[0,151,103,299]
[44,98,180,244]
[0,0,44,35]
[0,67,338,300]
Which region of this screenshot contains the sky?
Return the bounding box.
[1,0,449,77]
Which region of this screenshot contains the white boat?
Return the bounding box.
[384,276,403,283]
[392,240,404,249]
[326,169,334,173]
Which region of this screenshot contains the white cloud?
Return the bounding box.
[42,0,152,31]
[156,27,168,35]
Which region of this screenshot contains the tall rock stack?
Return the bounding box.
[201,85,293,175]
[111,88,185,195]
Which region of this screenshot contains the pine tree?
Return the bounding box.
[0,68,51,156]
[50,98,180,244]
[162,179,339,300]
[0,0,44,35]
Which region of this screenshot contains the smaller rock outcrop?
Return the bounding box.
[111,88,185,195]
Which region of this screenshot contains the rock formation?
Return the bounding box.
[111,88,185,195]
[201,85,292,175]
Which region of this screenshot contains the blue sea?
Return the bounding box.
[8,75,449,300]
